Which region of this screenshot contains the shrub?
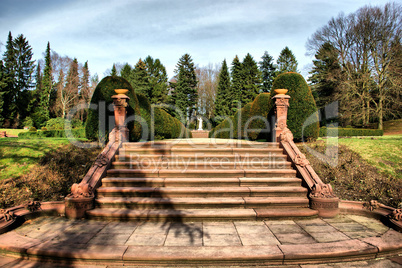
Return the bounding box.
[41,127,48,131]
[23,117,34,128]
[136,92,191,140]
[85,76,141,142]
[272,72,319,141]
[71,119,83,129]
[209,93,274,140]
[45,117,66,130]
[18,128,86,139]
[29,127,37,132]
[319,127,383,137]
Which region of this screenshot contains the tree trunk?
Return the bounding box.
[378,96,383,130]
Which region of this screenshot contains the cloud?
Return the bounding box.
[0,0,391,78]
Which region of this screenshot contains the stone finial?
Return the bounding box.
[67,182,93,198]
[294,153,310,167]
[0,209,15,222]
[26,201,41,212]
[310,183,336,198]
[363,200,380,211]
[390,209,402,221]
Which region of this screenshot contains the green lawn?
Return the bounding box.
[383,119,402,134]
[0,138,73,181]
[337,135,402,180]
[0,128,28,136]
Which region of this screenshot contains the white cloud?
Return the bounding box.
[0,0,391,79]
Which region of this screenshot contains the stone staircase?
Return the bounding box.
[86,139,318,221]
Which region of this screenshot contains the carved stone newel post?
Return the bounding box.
[272,89,290,142]
[65,89,130,219]
[111,89,130,142]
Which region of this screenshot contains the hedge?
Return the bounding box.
[85,76,141,142]
[136,92,191,140]
[18,128,86,139]
[319,127,384,137]
[272,72,319,141]
[209,93,274,140]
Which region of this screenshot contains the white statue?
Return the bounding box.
[197,117,203,130]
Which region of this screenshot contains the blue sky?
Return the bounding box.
[0,0,390,79]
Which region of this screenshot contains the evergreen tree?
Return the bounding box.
[0,60,6,126]
[214,59,230,120]
[277,46,298,74]
[230,55,243,115]
[13,34,35,123]
[259,51,277,92]
[308,42,342,109]
[35,42,53,126]
[111,64,117,76]
[80,61,91,104]
[241,53,262,105]
[144,56,168,104]
[1,32,17,126]
[132,58,149,96]
[120,63,134,86]
[173,53,198,123]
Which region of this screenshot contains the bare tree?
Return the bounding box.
[195,63,220,121]
[306,2,402,129]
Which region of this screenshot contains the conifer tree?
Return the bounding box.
[241,53,262,105]
[144,56,168,104]
[80,61,91,104]
[36,42,53,126]
[277,46,298,74]
[1,32,17,126]
[230,55,243,115]
[214,59,230,120]
[308,42,342,109]
[111,64,117,76]
[259,51,277,92]
[120,63,134,86]
[0,60,6,126]
[173,53,198,122]
[132,58,149,96]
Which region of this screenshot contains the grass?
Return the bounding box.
[0,138,101,208]
[383,119,402,134]
[0,128,28,136]
[0,138,74,182]
[338,135,402,180]
[300,134,402,208]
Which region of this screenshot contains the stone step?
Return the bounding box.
[101,177,303,187]
[96,186,308,198]
[106,169,297,178]
[86,207,317,221]
[94,196,310,209]
[110,161,292,170]
[121,140,279,149]
[119,147,284,156]
[115,154,288,162]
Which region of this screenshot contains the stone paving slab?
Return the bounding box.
[0,215,401,266]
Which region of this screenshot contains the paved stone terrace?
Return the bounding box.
[0,214,401,267]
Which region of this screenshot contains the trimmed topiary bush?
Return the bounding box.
[136,92,191,140]
[209,93,274,140]
[272,72,319,141]
[85,76,141,142]
[85,76,190,142]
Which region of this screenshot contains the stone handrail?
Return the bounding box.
[272,90,339,217]
[65,89,130,218]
